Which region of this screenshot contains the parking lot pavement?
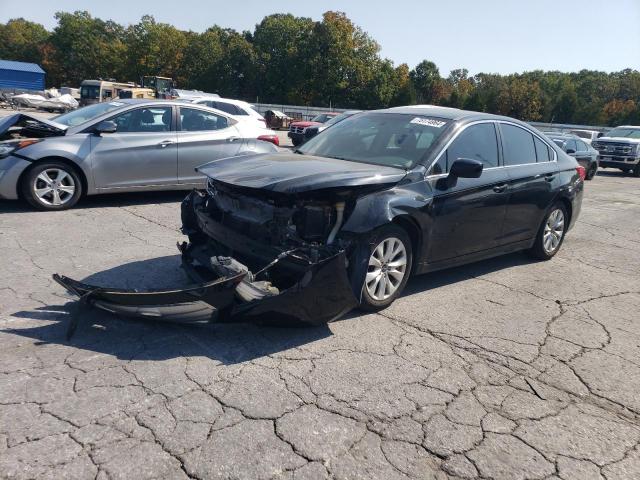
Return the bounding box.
[1,172,639,480]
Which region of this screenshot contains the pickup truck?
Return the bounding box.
[288,113,338,146]
[591,125,640,177]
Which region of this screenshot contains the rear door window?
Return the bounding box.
[501,124,537,166]
[534,136,551,162]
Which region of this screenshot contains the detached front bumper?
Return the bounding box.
[53,240,358,335]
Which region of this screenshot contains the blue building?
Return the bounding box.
[0,59,45,91]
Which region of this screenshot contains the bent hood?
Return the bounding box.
[196,152,407,194]
[0,113,67,138]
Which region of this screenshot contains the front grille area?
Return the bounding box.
[289,126,305,134]
[593,142,635,156]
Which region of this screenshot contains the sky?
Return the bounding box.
[1,0,638,76]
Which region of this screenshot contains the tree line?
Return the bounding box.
[1,11,639,126]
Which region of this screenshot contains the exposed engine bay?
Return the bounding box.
[0,113,66,142]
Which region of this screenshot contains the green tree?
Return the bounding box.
[43,11,127,87]
[410,60,441,104]
[0,18,49,64]
[124,15,187,83]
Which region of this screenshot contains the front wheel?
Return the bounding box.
[528,203,568,260]
[358,224,413,311]
[633,164,640,178]
[22,162,82,210]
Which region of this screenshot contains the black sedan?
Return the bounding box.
[546,132,599,180]
[56,107,585,327]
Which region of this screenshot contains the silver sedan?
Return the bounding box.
[0,100,279,210]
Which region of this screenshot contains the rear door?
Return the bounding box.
[427,122,510,262]
[499,122,559,244]
[176,106,243,186]
[89,105,177,189]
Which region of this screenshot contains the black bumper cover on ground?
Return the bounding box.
[53,246,358,336]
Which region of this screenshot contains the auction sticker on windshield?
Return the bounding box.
[410,117,446,128]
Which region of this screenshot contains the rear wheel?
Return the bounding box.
[585,163,597,180]
[528,203,567,260]
[359,224,413,311]
[22,162,82,210]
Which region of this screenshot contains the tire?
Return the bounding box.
[22,161,82,211]
[585,163,598,180]
[528,202,568,260]
[291,138,301,147]
[633,164,640,178]
[357,224,413,311]
[621,168,632,174]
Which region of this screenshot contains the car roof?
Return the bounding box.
[378,105,526,123]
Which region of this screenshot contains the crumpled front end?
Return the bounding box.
[53,188,360,333]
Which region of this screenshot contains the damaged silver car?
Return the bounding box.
[54,106,584,329]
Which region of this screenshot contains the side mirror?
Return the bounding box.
[566,149,576,155]
[597,132,604,138]
[439,158,483,189]
[94,120,117,135]
[450,158,483,179]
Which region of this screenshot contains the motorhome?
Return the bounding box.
[79,80,136,106]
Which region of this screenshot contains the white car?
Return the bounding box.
[190,97,266,127]
[568,129,601,145]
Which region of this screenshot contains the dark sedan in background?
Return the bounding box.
[545,132,599,179]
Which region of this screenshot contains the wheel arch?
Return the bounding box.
[391,215,422,274]
[17,156,88,199]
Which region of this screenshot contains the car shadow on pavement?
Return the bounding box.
[0,190,188,213]
[7,254,334,365]
[7,251,537,364]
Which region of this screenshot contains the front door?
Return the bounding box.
[499,123,559,243]
[90,106,177,190]
[427,122,510,262]
[176,107,243,186]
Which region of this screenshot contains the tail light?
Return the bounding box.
[576,165,586,181]
[258,134,279,146]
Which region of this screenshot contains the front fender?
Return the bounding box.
[341,184,431,235]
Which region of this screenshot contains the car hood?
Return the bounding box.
[0,113,67,138]
[196,152,407,195]
[291,121,321,128]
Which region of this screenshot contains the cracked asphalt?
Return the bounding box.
[1,171,639,480]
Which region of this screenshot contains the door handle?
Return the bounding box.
[159,140,175,148]
[544,173,556,182]
[493,183,507,193]
[227,137,240,143]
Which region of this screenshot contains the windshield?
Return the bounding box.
[80,85,99,99]
[298,112,450,169]
[54,102,126,127]
[604,128,640,139]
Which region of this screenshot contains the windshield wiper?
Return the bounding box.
[293,149,304,154]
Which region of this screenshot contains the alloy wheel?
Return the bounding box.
[543,208,565,254]
[366,237,408,301]
[32,168,76,206]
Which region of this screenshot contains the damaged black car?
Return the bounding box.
[55,106,584,328]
